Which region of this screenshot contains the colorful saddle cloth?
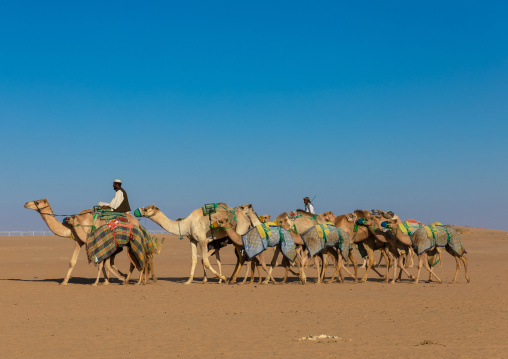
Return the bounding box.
[139,225,158,255]
[95,209,127,222]
[86,219,146,270]
[398,220,424,236]
[241,225,297,262]
[411,225,465,257]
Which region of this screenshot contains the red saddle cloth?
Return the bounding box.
[107,217,134,238]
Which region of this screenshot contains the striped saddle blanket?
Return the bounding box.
[86,219,147,269]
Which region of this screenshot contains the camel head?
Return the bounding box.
[259,214,271,223]
[276,214,295,231]
[217,217,233,228]
[237,204,254,212]
[136,205,159,218]
[322,211,335,222]
[24,198,49,211]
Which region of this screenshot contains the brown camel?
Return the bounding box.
[353,211,416,284]
[236,205,307,284]
[366,212,470,284]
[271,210,336,283]
[136,203,251,284]
[322,210,391,283]
[215,215,306,284]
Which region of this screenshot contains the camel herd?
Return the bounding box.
[24,199,470,286]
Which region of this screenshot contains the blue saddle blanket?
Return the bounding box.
[241,226,297,262]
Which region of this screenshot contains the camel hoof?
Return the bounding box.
[467,278,471,283]
[92,283,98,287]
[59,282,68,286]
[183,281,192,285]
[220,276,228,282]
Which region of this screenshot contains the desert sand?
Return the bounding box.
[1,227,507,358]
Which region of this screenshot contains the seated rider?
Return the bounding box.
[303,196,315,214]
[98,179,131,213]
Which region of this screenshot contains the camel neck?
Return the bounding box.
[38,205,72,237]
[246,211,262,226]
[147,210,188,235]
[222,227,243,246]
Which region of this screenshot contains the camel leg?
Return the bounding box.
[228,249,242,284]
[415,253,441,284]
[461,255,470,283]
[327,249,340,283]
[123,262,136,284]
[422,255,442,284]
[319,250,329,283]
[110,254,126,278]
[405,247,415,268]
[199,241,227,282]
[449,255,461,284]
[375,250,384,268]
[228,247,245,284]
[93,262,104,286]
[382,249,391,283]
[105,259,126,283]
[215,250,223,284]
[262,246,281,284]
[241,260,251,284]
[359,243,378,283]
[202,248,215,283]
[280,256,290,284]
[148,255,156,283]
[348,251,358,283]
[61,241,83,285]
[258,252,278,284]
[339,252,356,281]
[184,240,199,285]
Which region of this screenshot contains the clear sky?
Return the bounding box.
[1,1,507,231]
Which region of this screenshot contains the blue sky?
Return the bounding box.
[1,1,507,231]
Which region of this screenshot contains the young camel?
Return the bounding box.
[24,199,138,285]
[368,213,470,284]
[136,204,251,284]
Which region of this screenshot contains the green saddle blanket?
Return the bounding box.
[96,210,127,221]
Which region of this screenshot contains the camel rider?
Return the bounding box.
[98,179,131,213]
[303,197,315,214]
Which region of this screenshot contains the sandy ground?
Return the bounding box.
[1,227,507,358]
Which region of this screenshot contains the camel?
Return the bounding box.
[136,203,251,284]
[279,212,357,284]
[235,205,308,284]
[24,198,138,285]
[63,209,152,286]
[352,211,416,284]
[366,212,470,284]
[214,216,305,284]
[270,210,348,283]
[322,210,392,283]
[259,214,272,223]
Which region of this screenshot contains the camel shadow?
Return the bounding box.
[0,277,122,285]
